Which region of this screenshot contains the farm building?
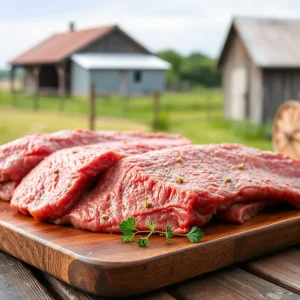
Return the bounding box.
[10,23,170,96]
[218,17,300,124]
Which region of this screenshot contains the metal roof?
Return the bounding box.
[71,53,171,70]
[11,25,116,65]
[219,17,300,68]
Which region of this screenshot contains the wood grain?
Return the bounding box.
[1,202,300,297]
[0,250,53,300]
[43,274,101,300]
[169,267,299,300]
[247,248,300,294]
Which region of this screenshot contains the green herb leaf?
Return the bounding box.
[148,221,156,231]
[186,226,203,243]
[119,216,136,234]
[122,232,135,243]
[119,216,203,246]
[165,225,173,244]
[137,237,148,247]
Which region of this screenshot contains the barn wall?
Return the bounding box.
[262,69,300,123]
[71,62,90,95]
[90,70,165,94]
[127,70,165,94]
[221,29,262,123]
[80,30,148,54]
[90,70,119,93]
[249,64,262,124]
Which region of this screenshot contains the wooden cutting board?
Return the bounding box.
[1,201,300,297]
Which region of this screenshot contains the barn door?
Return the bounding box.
[230,65,249,120]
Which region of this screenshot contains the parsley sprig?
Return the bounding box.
[119,217,203,247]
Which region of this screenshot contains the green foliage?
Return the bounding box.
[186,227,203,243]
[137,237,149,247]
[119,217,203,247]
[180,52,221,87]
[157,50,183,83]
[157,50,221,87]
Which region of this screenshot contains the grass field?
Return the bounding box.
[0,88,272,150]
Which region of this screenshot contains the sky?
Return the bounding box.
[1,0,300,68]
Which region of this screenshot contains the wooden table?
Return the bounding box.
[2,247,300,300]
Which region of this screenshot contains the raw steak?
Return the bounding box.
[0,182,17,202]
[11,139,189,220]
[216,200,279,224]
[56,144,300,233]
[0,130,191,200]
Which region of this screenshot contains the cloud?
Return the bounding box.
[1,0,300,68]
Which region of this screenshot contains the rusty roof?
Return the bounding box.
[218,17,300,68]
[10,25,116,65]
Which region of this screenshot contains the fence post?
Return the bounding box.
[153,91,161,129]
[56,64,65,112]
[206,88,211,121]
[89,83,96,130]
[33,66,40,111]
[123,94,129,115]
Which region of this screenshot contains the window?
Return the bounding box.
[133,71,142,83]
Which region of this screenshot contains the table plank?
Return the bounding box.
[0,250,53,300]
[247,248,300,294]
[169,267,299,300]
[43,274,100,300]
[43,273,176,300]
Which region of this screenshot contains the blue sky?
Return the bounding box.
[0,0,300,68]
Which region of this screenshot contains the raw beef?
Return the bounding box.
[0,130,191,200]
[11,139,190,219]
[0,182,17,202]
[56,144,300,233]
[216,200,279,223]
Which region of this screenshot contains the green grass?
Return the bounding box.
[0,108,148,144]
[0,89,272,150]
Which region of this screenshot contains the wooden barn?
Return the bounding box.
[218,17,300,124]
[10,23,169,96]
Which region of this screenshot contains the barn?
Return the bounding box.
[218,17,300,124]
[10,23,170,96]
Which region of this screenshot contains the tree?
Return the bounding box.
[179,52,221,87]
[157,50,183,83]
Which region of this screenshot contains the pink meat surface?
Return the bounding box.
[56,144,300,233]
[0,130,191,201]
[11,139,189,220]
[216,200,279,223]
[0,181,17,201]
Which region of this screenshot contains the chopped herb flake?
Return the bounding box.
[176,156,182,162]
[72,150,78,154]
[143,200,152,208]
[177,177,184,183]
[101,214,108,220]
[237,163,245,170]
[225,177,232,183]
